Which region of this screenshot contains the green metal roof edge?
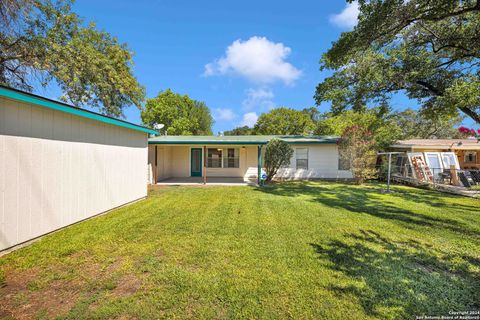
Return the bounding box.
[148,141,268,145]
[148,140,337,145]
[0,86,158,135]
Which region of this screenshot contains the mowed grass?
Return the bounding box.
[0,182,479,319]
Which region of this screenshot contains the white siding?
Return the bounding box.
[0,97,148,251]
[275,145,352,179]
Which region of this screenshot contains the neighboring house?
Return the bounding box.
[390,139,480,170]
[147,135,353,184]
[0,86,157,251]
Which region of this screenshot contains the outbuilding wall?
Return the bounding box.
[0,97,148,251]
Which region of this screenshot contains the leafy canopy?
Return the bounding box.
[224,126,253,136]
[316,0,480,123]
[315,108,398,149]
[0,0,144,117]
[141,89,213,135]
[264,138,294,182]
[254,107,315,135]
[393,109,464,140]
[315,108,464,150]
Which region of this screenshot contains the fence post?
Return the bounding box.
[387,153,391,192]
[451,165,460,186]
[432,168,436,187]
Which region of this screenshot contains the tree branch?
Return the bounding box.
[458,106,480,124]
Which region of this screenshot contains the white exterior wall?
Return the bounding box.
[275,145,352,180]
[148,144,352,182]
[0,97,148,251]
[148,145,173,182]
[206,146,257,179]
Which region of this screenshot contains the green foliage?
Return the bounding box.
[393,108,465,139]
[316,0,480,123]
[315,108,399,149]
[141,89,213,135]
[0,0,145,117]
[0,269,5,287]
[254,107,315,135]
[264,138,294,182]
[224,126,254,136]
[316,108,464,149]
[339,125,377,184]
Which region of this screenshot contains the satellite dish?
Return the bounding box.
[153,123,165,130]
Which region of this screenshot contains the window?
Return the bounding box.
[224,148,239,168]
[441,152,458,169]
[296,148,308,170]
[425,153,442,170]
[207,148,222,168]
[464,151,477,163]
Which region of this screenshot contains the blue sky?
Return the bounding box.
[37,0,477,132]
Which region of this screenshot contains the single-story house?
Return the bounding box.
[0,85,157,251]
[390,139,480,170]
[147,135,352,184]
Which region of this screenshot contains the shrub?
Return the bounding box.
[338,125,377,184]
[264,139,294,182]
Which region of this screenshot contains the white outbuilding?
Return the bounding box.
[0,85,157,251]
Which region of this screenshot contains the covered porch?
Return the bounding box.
[148,136,266,185]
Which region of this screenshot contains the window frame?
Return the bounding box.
[464,151,477,163]
[207,148,223,168]
[224,148,240,168]
[295,148,309,170]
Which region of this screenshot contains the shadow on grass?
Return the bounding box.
[310,230,480,318]
[256,182,480,237]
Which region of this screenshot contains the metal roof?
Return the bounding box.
[391,139,480,150]
[148,135,339,145]
[0,85,158,135]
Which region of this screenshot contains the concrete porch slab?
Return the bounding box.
[155,177,257,186]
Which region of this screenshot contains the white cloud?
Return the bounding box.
[204,36,301,85]
[213,108,237,121]
[330,2,359,29]
[242,88,275,111]
[241,112,258,127]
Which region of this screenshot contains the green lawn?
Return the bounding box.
[0,182,479,319]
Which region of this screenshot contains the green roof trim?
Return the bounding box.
[0,86,158,135]
[148,135,339,145]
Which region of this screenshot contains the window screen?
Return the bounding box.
[224,148,239,168]
[207,149,222,168]
[296,148,308,170]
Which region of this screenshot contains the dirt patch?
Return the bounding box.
[0,266,80,319]
[0,257,126,319]
[0,254,142,318]
[111,274,143,298]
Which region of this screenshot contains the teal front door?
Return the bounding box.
[191,148,202,177]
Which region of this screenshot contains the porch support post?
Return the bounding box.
[257,144,263,185]
[203,145,207,185]
[153,146,158,184]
